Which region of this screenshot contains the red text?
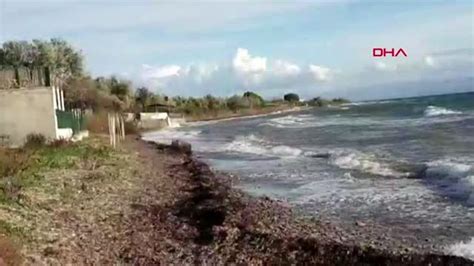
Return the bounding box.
[372,48,407,57]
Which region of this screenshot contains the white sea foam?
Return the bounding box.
[261,114,382,129]
[329,150,409,177]
[425,160,472,178]
[263,115,312,127]
[142,129,202,144]
[424,159,474,205]
[447,238,474,260]
[424,106,462,117]
[223,134,302,158]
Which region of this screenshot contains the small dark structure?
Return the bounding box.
[145,102,176,113]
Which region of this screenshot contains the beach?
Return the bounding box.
[112,138,473,264]
[143,92,474,262]
[1,133,471,264]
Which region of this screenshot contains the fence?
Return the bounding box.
[0,67,49,89]
[108,113,125,148]
[56,109,86,134]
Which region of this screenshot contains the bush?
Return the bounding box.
[86,112,109,134]
[283,93,300,102]
[0,148,30,178]
[49,139,71,148]
[24,134,46,148]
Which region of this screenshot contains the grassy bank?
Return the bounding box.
[0,137,143,264]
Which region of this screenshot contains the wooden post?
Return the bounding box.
[108,113,113,146]
[120,115,125,140]
[112,114,116,148]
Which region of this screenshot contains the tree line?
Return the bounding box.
[0,38,349,116]
[0,39,82,88]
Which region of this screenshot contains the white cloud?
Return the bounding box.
[424,56,436,67]
[309,65,332,81]
[138,48,333,97]
[273,60,301,76]
[232,48,267,73]
[136,45,471,100]
[142,64,181,79]
[373,61,398,72]
[232,48,267,85]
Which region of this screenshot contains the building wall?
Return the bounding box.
[138,112,170,130]
[0,87,58,147]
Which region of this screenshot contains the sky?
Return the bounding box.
[0,0,473,100]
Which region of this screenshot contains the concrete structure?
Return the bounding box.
[0,86,67,147]
[138,112,171,130]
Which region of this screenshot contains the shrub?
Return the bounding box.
[24,134,46,148]
[86,112,109,134]
[283,93,300,102]
[0,148,30,178]
[49,139,71,148]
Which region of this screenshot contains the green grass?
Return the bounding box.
[0,220,28,240]
[0,139,112,205]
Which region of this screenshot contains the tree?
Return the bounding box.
[0,39,83,87]
[1,41,30,86]
[284,93,300,102]
[205,94,220,110]
[109,76,130,101]
[64,76,98,109]
[48,38,83,87]
[135,87,153,111]
[243,91,264,108]
[226,95,246,112]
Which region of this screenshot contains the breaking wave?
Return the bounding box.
[223,134,302,158]
[261,114,382,129]
[326,150,417,177]
[422,159,474,206]
[142,129,202,144]
[307,150,474,203]
[260,115,315,128]
[446,238,474,260]
[424,106,462,117]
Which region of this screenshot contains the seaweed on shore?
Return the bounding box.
[123,139,473,265]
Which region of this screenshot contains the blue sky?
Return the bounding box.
[1,0,473,100]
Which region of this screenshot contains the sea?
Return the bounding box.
[143,92,474,259]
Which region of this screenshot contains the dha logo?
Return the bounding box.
[372,48,407,57]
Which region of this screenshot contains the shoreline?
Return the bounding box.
[139,106,474,263]
[183,105,311,125]
[1,135,471,264]
[127,139,472,264]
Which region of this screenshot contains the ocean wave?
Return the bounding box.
[223,134,302,158]
[307,149,474,204]
[422,159,474,206]
[343,100,395,106]
[328,150,412,177]
[424,106,462,117]
[142,129,202,144]
[260,115,314,128]
[261,114,383,129]
[261,108,471,129]
[446,238,474,260]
